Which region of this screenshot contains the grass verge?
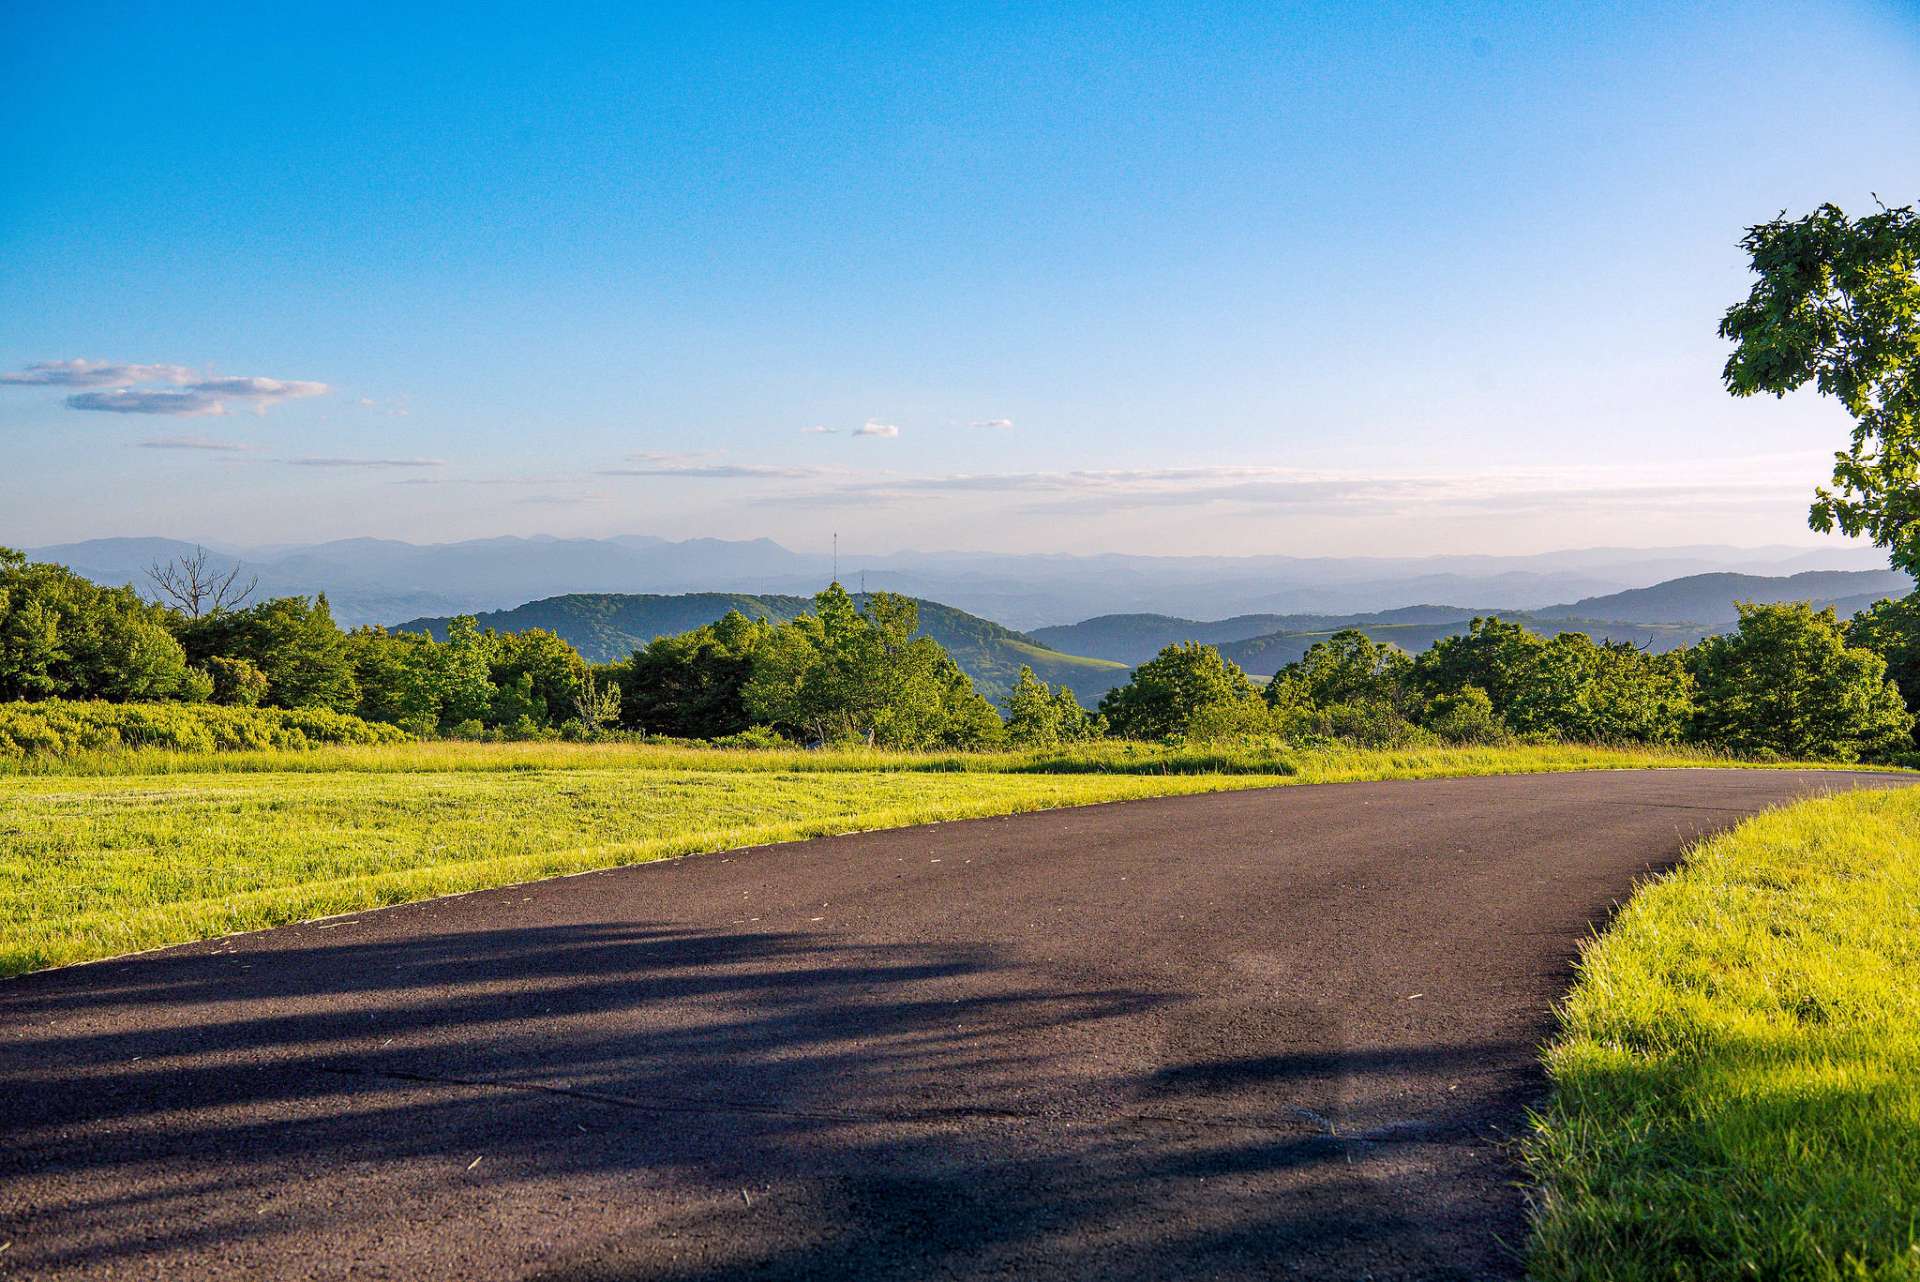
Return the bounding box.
[1523,786,1920,1280]
[0,741,1898,977]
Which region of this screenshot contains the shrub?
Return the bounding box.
[204,656,269,706]
[0,699,407,761]
[1424,686,1508,745]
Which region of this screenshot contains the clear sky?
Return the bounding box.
[3,0,1917,556]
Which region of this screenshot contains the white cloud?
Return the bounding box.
[0,359,193,388]
[184,376,329,415]
[971,418,1014,430]
[853,420,900,438]
[4,358,331,415]
[800,425,837,434]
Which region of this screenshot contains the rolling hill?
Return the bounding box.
[1042,568,1917,677]
[1533,569,1914,625]
[397,593,1130,705]
[1030,606,1484,666]
[1216,617,1708,675]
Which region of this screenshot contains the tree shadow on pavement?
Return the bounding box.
[0,922,1532,1281]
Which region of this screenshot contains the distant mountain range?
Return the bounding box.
[19,535,1898,631]
[1036,567,1914,674]
[397,594,1131,705]
[19,533,1912,693]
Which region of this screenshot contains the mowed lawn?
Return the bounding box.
[1526,785,1920,1280]
[1,761,1272,976]
[0,739,1882,977]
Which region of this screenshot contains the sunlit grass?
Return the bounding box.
[1524,786,1920,1280]
[1,740,1901,978]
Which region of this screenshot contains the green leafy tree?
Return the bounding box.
[0,548,200,702]
[1689,602,1913,761]
[1099,642,1263,741]
[617,610,772,738]
[1266,630,1414,713]
[438,616,498,727]
[1720,202,1920,573]
[1004,665,1099,747]
[1412,617,1543,713]
[179,595,359,711]
[487,627,587,726]
[1005,665,1061,747]
[1848,592,1920,746]
[742,584,999,747]
[570,666,623,734]
[347,628,447,730]
[1413,618,1692,743]
[203,655,269,707]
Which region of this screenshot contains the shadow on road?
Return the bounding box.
[0,921,1527,1279]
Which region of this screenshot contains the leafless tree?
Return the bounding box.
[145,546,258,617]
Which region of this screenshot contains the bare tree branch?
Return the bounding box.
[145,546,258,617]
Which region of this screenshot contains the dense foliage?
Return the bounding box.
[1846,592,1920,747]
[4,545,1919,761]
[1721,201,1920,575]
[1689,603,1911,761]
[0,551,205,703]
[1099,641,1264,740]
[0,699,404,759]
[740,585,1004,748]
[1004,665,1102,747]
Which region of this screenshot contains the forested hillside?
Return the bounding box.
[400,592,1128,703]
[1534,569,1914,624]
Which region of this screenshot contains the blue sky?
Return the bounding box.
[2,0,1917,555]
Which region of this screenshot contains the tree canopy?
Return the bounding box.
[1689,602,1912,761]
[1720,201,1920,573]
[1099,641,1262,741]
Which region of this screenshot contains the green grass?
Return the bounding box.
[1524,786,1920,1281]
[0,740,1895,978]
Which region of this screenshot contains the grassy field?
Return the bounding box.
[1524,786,1920,1280]
[0,740,1891,978]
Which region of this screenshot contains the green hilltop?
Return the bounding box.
[397,591,1129,705]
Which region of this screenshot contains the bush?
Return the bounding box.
[1424,686,1508,745]
[0,699,408,761]
[204,656,269,706]
[710,725,790,749]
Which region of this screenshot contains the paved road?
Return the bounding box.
[1,769,1908,1280]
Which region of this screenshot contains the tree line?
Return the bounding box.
[2,547,1916,761]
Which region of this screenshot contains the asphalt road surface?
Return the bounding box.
[2,768,1909,1280]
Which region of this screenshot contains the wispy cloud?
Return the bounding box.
[852,420,900,438]
[67,388,228,416]
[751,462,1819,519]
[600,462,825,479]
[3,358,330,415]
[135,435,257,452]
[288,456,444,469]
[800,424,837,434]
[971,418,1014,430]
[0,359,193,388]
